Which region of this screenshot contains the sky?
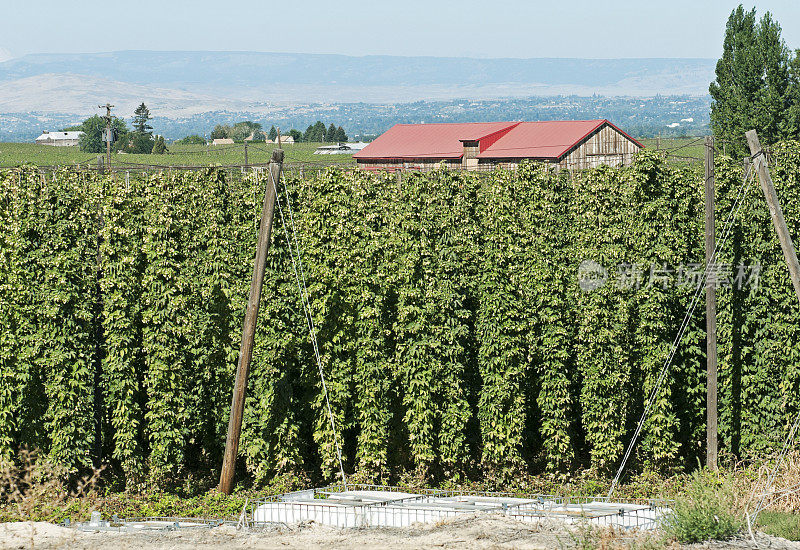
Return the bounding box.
[1,0,799,60]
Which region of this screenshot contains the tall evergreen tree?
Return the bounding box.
[335,126,348,142]
[268,125,278,141]
[303,121,327,142]
[314,121,326,142]
[303,124,314,142]
[130,103,155,153]
[327,123,337,142]
[709,6,792,155]
[757,12,792,142]
[132,103,153,135]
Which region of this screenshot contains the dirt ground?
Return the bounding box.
[1,514,797,550]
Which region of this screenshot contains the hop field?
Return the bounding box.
[3,145,800,491]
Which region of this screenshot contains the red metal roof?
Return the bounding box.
[353,120,643,161]
[352,122,518,159]
[478,120,642,159]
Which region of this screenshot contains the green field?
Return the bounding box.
[0,137,709,169]
[639,136,706,160]
[0,141,356,169]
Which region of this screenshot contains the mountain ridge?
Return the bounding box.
[0,50,716,109]
[0,51,714,140]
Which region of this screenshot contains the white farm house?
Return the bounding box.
[35,131,83,147]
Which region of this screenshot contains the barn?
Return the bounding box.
[352,120,643,171]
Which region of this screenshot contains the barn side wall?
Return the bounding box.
[558,124,641,170]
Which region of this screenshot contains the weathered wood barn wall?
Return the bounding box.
[484,124,643,171]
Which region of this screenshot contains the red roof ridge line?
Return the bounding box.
[458,122,521,144]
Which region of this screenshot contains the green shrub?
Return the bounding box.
[661,469,741,543]
[758,511,800,541]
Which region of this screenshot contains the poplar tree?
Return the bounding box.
[709,6,794,155]
[785,52,800,137]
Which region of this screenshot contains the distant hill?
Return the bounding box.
[0,50,715,116]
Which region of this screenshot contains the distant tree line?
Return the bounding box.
[301,121,348,142]
[710,5,800,156]
[174,134,206,145]
[74,102,167,155]
[203,120,348,144]
[210,121,266,143]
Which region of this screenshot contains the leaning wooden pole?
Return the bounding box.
[746,131,800,306]
[705,136,718,471]
[219,149,284,494]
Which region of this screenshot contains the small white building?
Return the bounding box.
[35,131,83,147]
[274,135,294,144]
[212,138,235,146]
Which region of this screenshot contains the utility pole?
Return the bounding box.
[244,141,249,168]
[99,103,114,173]
[219,148,284,495]
[746,130,800,305]
[705,136,718,471]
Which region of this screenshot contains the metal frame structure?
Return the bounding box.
[251,484,670,530]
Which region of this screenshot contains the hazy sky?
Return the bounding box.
[1,0,799,60]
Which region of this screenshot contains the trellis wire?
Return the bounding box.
[746,409,800,528]
[267,167,348,489]
[609,160,756,497]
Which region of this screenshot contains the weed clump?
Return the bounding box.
[661,469,741,543]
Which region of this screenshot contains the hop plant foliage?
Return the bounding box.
[1,147,800,487]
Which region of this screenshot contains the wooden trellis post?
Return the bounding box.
[219,149,284,495]
[746,130,800,305]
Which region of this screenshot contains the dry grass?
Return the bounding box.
[567,523,677,550]
[748,452,800,513]
[0,447,102,522]
[717,452,800,515]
